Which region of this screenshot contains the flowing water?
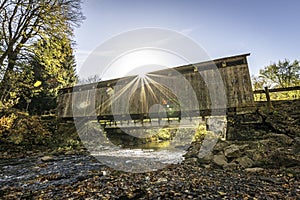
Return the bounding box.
[0,155,104,193]
[0,147,185,193]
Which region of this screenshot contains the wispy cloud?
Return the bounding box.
[180,27,197,35]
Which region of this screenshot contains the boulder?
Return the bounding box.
[263,133,293,146]
[213,154,228,167]
[245,149,264,162]
[213,141,230,152]
[293,137,300,154]
[295,137,300,144]
[224,144,241,158]
[184,158,199,165]
[197,151,213,164]
[235,156,254,168]
[223,162,238,171]
[268,149,300,167]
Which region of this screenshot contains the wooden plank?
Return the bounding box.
[57,92,72,118]
[95,87,104,116]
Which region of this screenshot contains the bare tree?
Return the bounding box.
[77,74,102,85]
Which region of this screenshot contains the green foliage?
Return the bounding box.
[253,59,300,101]
[33,36,77,92]
[0,25,78,114]
[155,128,173,140]
[147,124,220,143]
[0,66,42,112]
[193,124,207,142]
[0,110,52,145]
[253,59,300,90]
[0,0,84,111]
[0,0,82,145]
[0,112,18,137]
[66,139,82,148]
[254,90,300,101]
[26,35,77,114]
[259,59,300,88]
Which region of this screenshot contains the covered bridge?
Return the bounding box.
[57,53,254,122]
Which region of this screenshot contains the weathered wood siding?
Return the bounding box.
[57,53,254,118]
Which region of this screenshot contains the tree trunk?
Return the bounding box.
[0,47,20,102]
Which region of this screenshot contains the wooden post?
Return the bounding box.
[264,87,273,109]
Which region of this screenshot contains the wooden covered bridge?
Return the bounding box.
[57,53,254,134]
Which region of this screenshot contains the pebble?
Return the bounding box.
[244,167,264,173]
[156,177,168,183]
[101,171,107,176]
[41,156,54,162]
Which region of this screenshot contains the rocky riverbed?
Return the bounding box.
[0,148,299,199]
[1,101,300,199]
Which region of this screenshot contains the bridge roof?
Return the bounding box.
[59,53,250,94]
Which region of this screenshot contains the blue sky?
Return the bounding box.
[74,0,300,77]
